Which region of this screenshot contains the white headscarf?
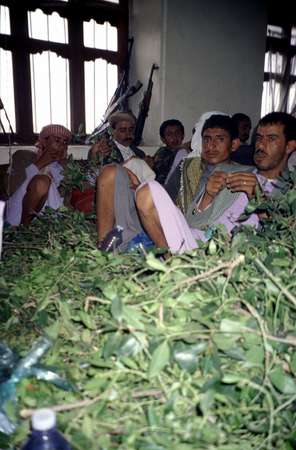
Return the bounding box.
[188,111,227,158]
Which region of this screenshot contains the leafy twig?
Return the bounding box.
[242,300,270,382]
[20,389,163,419]
[254,258,296,308]
[170,254,245,293]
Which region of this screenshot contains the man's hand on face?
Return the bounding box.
[35,146,61,169]
[90,139,111,159]
[226,172,258,199]
[35,135,69,170]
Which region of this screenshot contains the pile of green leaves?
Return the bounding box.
[59,157,98,196]
[1,173,296,450]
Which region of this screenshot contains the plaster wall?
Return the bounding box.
[129,0,267,146]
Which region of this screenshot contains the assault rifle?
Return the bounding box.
[109,37,134,111]
[134,63,159,145]
[85,81,143,144]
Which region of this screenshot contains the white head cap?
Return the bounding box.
[32,409,56,431]
[189,111,227,158]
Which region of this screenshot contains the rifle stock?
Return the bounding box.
[134,63,159,145]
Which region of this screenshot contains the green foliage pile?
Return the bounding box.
[1,173,296,450]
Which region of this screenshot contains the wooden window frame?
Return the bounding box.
[262,12,296,115]
[0,0,128,144]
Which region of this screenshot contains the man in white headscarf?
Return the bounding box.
[164,111,227,212]
[190,111,227,158]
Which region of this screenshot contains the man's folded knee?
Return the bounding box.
[97,164,117,184]
[136,184,153,212]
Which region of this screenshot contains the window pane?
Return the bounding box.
[264,52,284,74]
[83,20,117,51]
[291,56,296,76]
[287,83,296,114]
[30,51,70,132]
[261,80,281,117]
[84,60,118,133]
[267,24,284,39]
[291,27,296,46]
[0,5,10,35]
[28,9,68,44]
[0,49,15,134]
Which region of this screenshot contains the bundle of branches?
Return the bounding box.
[1,171,296,450]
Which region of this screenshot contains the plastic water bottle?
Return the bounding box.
[99,225,123,252]
[21,409,72,450]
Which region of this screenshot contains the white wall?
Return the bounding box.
[129,0,163,145]
[129,0,267,145]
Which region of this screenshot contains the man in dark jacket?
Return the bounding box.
[90,111,145,164]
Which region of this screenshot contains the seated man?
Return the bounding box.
[153,119,189,184]
[90,111,146,165]
[230,112,254,165]
[5,124,72,226]
[96,114,247,250]
[226,111,296,202]
[135,112,296,253]
[71,111,154,214]
[165,111,226,212]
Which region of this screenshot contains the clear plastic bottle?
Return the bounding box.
[21,409,72,450]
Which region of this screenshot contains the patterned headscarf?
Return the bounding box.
[38,124,72,144]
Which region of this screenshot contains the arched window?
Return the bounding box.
[0,0,128,143]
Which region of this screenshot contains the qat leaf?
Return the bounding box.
[111,297,123,322]
[117,335,142,357]
[44,320,60,340]
[146,254,167,272]
[173,342,203,373]
[200,389,215,414]
[122,305,145,331]
[103,332,123,358]
[212,333,238,350]
[149,341,170,378]
[290,352,296,375]
[146,405,159,427]
[220,318,247,333]
[78,311,96,330]
[245,346,264,365]
[269,366,296,394]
